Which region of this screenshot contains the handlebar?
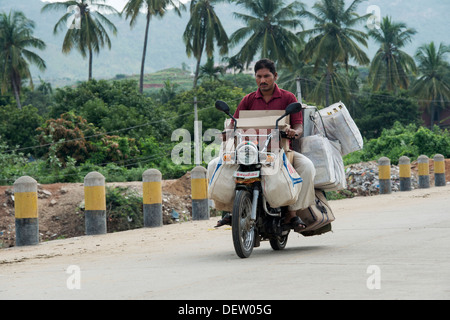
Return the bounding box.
[280,131,299,140]
[221,130,298,141]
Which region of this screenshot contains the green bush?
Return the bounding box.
[354,90,421,140]
[0,104,43,152]
[50,79,173,141]
[0,137,30,185]
[89,135,140,165]
[344,122,450,165]
[414,126,450,157]
[105,187,143,232]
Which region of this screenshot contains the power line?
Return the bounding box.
[290,75,450,104]
[1,104,218,155]
[0,142,206,184]
[2,73,448,157]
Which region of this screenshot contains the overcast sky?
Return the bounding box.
[40,0,189,12]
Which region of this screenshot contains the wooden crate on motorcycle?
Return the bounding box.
[237,111,292,152]
[239,110,290,129]
[296,189,334,236]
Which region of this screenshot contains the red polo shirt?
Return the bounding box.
[233,84,302,126]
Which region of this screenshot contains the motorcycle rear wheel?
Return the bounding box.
[232,190,255,258]
[269,234,289,250]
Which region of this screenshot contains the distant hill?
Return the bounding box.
[0,0,448,87]
[0,0,202,87]
[120,67,195,94]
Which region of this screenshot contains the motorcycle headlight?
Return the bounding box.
[236,142,258,165]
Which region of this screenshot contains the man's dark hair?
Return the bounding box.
[254,58,276,75]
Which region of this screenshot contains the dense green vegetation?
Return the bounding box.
[1,0,449,186]
[344,122,450,165]
[0,77,245,185]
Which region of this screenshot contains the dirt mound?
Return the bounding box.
[0,172,194,249]
[163,172,191,196]
[0,183,85,248]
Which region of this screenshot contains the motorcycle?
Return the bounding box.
[213,100,332,258]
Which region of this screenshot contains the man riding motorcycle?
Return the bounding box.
[207,58,316,231]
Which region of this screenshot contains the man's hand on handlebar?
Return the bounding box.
[283,128,301,139]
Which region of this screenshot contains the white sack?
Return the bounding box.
[315,102,363,156]
[261,149,303,208]
[301,135,346,191]
[208,158,238,207]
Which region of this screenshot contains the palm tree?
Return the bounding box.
[41,0,119,81]
[199,57,225,81]
[159,80,180,103]
[281,58,352,106]
[300,0,370,106]
[278,40,319,102]
[123,0,185,94]
[183,0,229,88]
[230,0,304,69]
[411,42,450,127]
[368,16,417,92]
[222,55,244,74]
[0,10,46,109]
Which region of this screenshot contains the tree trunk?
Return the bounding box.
[11,75,22,109]
[193,38,205,89]
[325,70,331,107]
[430,103,436,128]
[88,47,93,81]
[193,56,202,89]
[140,13,151,94]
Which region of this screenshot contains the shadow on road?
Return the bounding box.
[203,244,333,262]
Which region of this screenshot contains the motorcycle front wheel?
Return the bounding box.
[232,190,255,258]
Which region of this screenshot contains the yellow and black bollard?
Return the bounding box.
[434,154,446,187]
[14,176,39,246]
[142,169,163,227]
[191,166,209,220]
[399,156,412,191]
[378,157,391,194]
[84,172,107,235]
[418,155,430,189]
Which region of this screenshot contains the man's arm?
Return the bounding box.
[286,91,302,138]
[286,123,303,139]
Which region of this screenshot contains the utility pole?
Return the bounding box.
[193,96,201,165]
[295,76,303,104]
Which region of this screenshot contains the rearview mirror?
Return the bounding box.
[275,102,302,129]
[285,102,302,115]
[215,100,230,114]
[215,100,237,131]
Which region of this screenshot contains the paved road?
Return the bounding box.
[1,186,449,300]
